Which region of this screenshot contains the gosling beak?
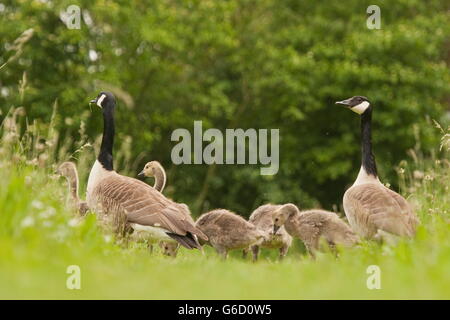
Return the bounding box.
[273,225,280,234]
[335,98,352,107]
[138,170,145,177]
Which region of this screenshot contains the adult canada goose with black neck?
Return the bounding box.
[335,96,419,239]
[86,91,207,249]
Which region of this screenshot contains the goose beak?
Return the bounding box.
[273,225,280,234]
[138,170,145,177]
[335,98,352,107]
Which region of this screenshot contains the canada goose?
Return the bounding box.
[272,204,358,257]
[335,96,419,239]
[195,209,267,259]
[57,161,89,215]
[86,91,207,249]
[243,204,292,261]
[138,161,166,192]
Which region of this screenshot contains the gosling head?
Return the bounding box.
[138,161,162,178]
[159,242,180,258]
[89,91,116,112]
[56,161,76,178]
[335,96,371,115]
[272,203,300,234]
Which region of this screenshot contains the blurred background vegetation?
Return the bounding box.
[1,0,449,217]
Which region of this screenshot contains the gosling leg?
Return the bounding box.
[279,245,289,260]
[251,245,260,262]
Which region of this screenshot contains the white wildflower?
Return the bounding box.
[20,216,35,228]
[39,207,56,219]
[31,200,44,210]
[68,218,81,227]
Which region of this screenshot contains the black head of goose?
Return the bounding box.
[335,96,419,239]
[86,91,208,249]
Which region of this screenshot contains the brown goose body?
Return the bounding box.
[195,209,266,259]
[57,161,89,215]
[244,204,292,261]
[273,204,358,257]
[343,172,419,238]
[87,162,207,249]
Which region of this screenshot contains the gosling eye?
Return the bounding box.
[275,218,279,222]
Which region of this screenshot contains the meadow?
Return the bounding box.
[0,106,448,299]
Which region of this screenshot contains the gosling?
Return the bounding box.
[272,204,358,258]
[138,160,166,192]
[243,204,292,261]
[57,162,89,215]
[159,242,180,258]
[196,209,267,259]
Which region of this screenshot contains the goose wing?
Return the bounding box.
[344,183,417,237]
[93,174,208,246]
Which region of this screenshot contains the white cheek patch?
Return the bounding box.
[351,101,370,114]
[96,94,106,108]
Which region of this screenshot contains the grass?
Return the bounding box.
[0,107,449,299]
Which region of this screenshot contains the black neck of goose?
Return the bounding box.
[360,106,377,177]
[98,105,115,171]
